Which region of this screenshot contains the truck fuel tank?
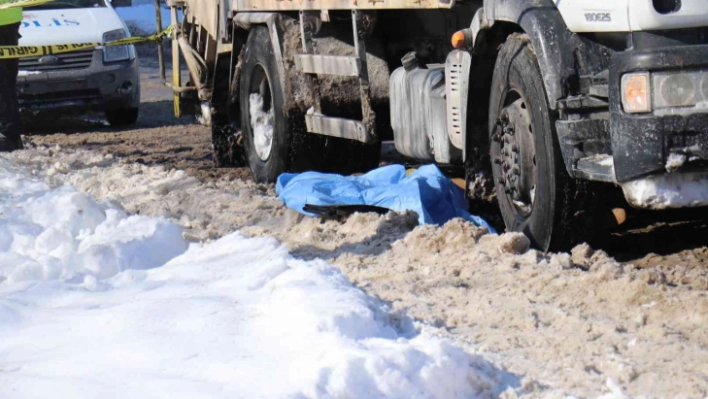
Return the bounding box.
[390,52,461,164]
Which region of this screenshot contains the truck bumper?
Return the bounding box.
[17,49,140,115]
[609,44,708,209]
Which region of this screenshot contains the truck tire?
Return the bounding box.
[489,34,596,251]
[240,26,290,183]
[211,55,245,167]
[105,107,138,126]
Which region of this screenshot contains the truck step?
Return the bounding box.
[575,154,615,182]
[305,112,372,143]
[295,54,360,77]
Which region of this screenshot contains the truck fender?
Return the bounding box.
[232,13,287,102]
[475,0,576,109]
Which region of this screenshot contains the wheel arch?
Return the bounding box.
[472,1,577,111]
[232,13,288,96]
[464,1,576,172]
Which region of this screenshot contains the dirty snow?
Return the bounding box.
[0,155,520,398]
[621,170,708,209]
[7,146,708,398]
[249,93,275,161]
[665,152,687,173]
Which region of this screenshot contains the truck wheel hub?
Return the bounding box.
[493,96,537,214]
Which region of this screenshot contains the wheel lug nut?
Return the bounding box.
[497,177,505,185]
[511,144,519,153]
[493,156,502,164]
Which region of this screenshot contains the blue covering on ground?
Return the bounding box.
[276,164,495,232]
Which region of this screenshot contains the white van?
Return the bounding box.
[17,0,140,126]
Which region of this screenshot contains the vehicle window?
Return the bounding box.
[25,0,106,9]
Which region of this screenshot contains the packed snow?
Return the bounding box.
[0,156,515,398]
[621,170,708,209]
[665,152,687,173]
[250,93,275,161]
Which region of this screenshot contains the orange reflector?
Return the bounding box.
[621,73,651,113]
[451,30,466,49]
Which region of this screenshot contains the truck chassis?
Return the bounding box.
[157,0,708,251]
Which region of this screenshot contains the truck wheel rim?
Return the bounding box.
[248,64,275,162]
[493,93,537,216]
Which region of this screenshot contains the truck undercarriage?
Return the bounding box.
[159,0,708,250]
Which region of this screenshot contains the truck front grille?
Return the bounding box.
[19,49,95,72]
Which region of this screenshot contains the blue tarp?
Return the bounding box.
[276,164,494,232]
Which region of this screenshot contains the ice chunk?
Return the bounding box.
[249,92,274,161]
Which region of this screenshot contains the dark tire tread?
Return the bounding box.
[489,33,602,251]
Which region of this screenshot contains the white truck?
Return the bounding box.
[160,0,708,250]
[18,0,140,126]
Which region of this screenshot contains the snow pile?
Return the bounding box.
[0,158,187,282]
[249,92,275,161]
[0,156,512,398]
[621,171,708,209]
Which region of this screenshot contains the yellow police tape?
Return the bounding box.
[0,25,173,59]
[0,0,58,10]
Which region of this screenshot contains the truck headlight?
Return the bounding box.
[103,29,130,63]
[653,71,708,109]
[621,72,651,113]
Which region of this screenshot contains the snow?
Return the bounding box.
[0,156,511,398]
[0,158,187,282]
[621,170,708,209]
[249,93,275,161]
[665,152,686,173]
[596,155,614,167]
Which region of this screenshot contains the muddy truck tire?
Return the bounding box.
[239,23,331,183]
[211,54,246,168]
[239,23,325,183]
[489,34,603,251]
[238,18,386,183]
[239,26,292,182]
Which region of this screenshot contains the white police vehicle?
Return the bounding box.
[18,0,139,126]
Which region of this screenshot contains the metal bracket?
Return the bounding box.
[352,10,375,133]
[306,112,372,143]
[445,50,471,153]
[295,54,360,76]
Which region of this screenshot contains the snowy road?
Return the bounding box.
[9,54,708,397]
[0,157,514,398]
